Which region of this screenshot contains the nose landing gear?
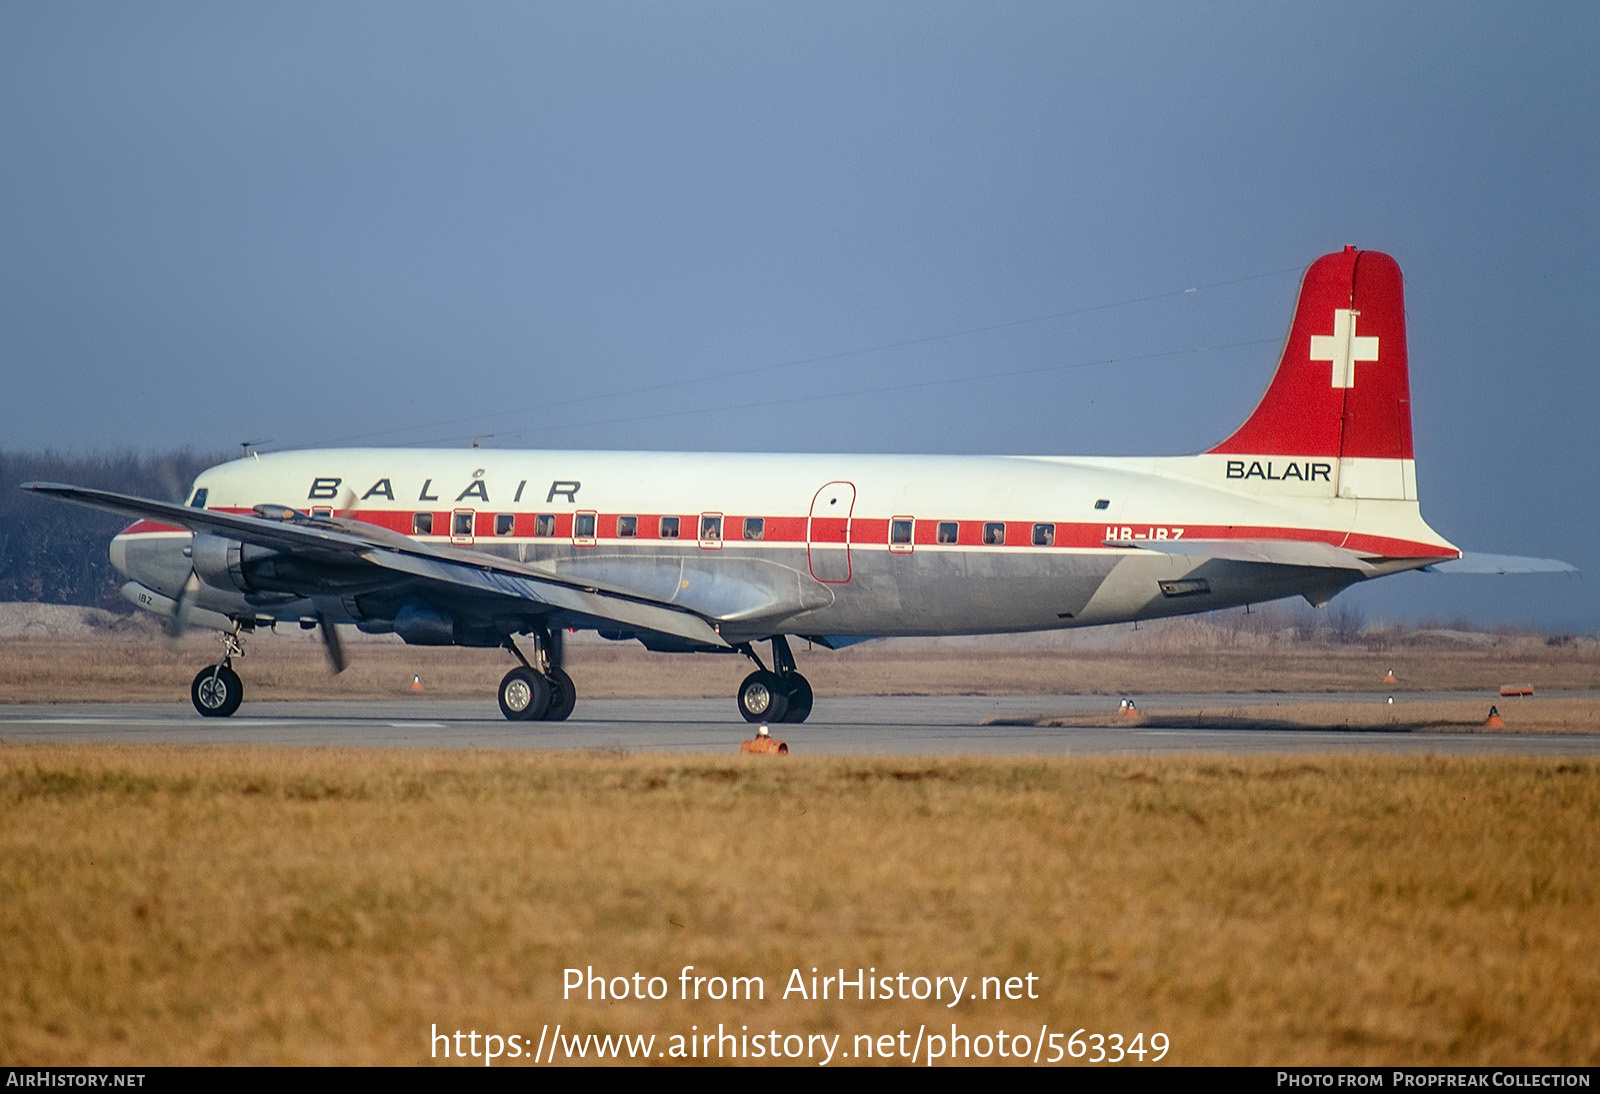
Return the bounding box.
[737,635,812,724]
[191,627,246,718]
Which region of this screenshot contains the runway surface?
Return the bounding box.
[3,692,1598,756]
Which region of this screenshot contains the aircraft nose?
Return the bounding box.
[110,519,189,585]
[109,523,137,577]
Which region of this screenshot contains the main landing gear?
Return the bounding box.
[498,628,576,722]
[191,626,246,718]
[736,635,812,724]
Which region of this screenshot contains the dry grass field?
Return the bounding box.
[3,608,1597,1066]
[2,745,1597,1066]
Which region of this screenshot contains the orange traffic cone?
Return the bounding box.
[410,675,424,692]
[1485,705,1506,728]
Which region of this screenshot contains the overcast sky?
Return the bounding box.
[2,2,1594,629]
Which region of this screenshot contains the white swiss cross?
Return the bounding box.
[1309,308,1380,389]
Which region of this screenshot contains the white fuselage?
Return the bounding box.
[112,447,1456,644]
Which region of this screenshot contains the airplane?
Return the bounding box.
[23,247,1575,722]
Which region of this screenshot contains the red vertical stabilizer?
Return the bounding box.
[1209,248,1413,463]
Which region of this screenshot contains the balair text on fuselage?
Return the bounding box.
[1225,460,1332,483]
[306,476,582,505]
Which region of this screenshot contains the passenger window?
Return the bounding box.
[937,521,958,545]
[660,516,680,539]
[495,513,514,536]
[743,517,764,541]
[534,514,556,537]
[700,516,722,541]
[412,512,434,535]
[453,511,474,537]
[574,513,596,538]
[890,519,913,544]
[618,515,638,538]
[1032,523,1055,547]
[983,522,1006,545]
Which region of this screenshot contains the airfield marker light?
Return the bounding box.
[739,727,788,756]
[1384,668,1397,683]
[1485,706,1506,728]
[410,675,424,692]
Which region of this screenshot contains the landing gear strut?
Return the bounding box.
[191,626,246,718]
[498,628,577,722]
[737,635,812,724]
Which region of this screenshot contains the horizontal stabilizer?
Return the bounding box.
[1104,537,1379,574]
[1423,552,1579,575]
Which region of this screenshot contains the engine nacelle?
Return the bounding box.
[393,604,455,645]
[391,604,509,647]
[188,533,279,594]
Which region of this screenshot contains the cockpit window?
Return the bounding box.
[189,488,208,509]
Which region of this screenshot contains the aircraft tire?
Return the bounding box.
[781,673,813,723]
[543,667,576,722]
[192,664,244,718]
[737,670,790,724]
[499,667,551,721]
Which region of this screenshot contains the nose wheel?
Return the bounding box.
[192,664,244,717]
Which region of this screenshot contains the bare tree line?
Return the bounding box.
[0,450,225,607]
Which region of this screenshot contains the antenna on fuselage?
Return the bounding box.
[472,434,494,449]
[240,438,270,460]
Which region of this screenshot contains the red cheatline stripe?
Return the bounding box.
[117,508,1453,560]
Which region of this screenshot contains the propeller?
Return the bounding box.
[315,611,348,674]
[166,569,202,644]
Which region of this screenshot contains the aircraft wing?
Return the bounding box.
[359,549,729,646]
[1103,537,1381,574]
[1422,552,1579,575]
[21,482,729,648]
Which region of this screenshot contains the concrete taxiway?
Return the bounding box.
[2,693,1597,756]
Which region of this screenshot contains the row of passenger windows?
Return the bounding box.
[884,519,1060,547]
[410,512,765,540]
[412,512,1061,546]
